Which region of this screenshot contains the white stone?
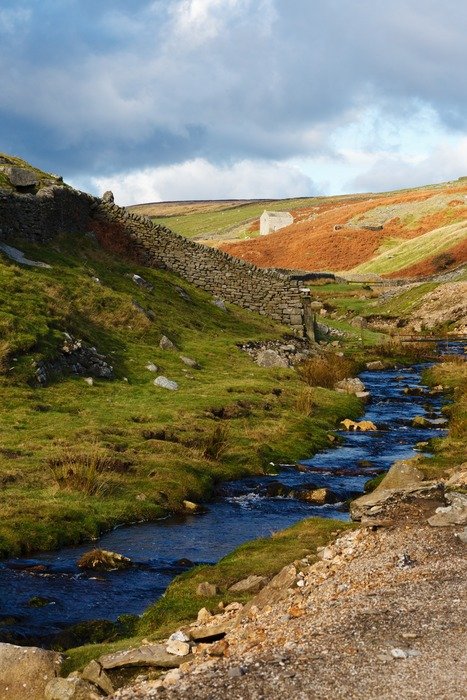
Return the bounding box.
[154,376,178,391]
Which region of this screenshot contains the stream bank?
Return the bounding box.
[0,356,451,648]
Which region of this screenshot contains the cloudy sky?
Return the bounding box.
[2,0,467,204]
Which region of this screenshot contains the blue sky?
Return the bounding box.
[1,0,467,203]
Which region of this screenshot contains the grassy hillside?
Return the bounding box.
[0,233,359,557]
[352,220,467,275]
[130,180,467,277]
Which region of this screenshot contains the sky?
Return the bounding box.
[2,0,467,204]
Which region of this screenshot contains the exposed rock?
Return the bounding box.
[255,349,289,369]
[0,643,62,700]
[340,419,377,431]
[228,575,268,594]
[0,165,37,188]
[351,482,442,521]
[45,676,103,699]
[375,460,425,491]
[81,660,114,695]
[334,377,366,395]
[154,376,178,391]
[0,242,52,268]
[101,191,114,203]
[366,361,386,371]
[197,608,213,624]
[77,549,132,571]
[145,363,158,372]
[159,335,175,350]
[428,492,467,527]
[239,338,313,367]
[183,500,204,513]
[180,355,199,368]
[244,565,297,611]
[212,299,227,311]
[196,582,219,597]
[412,415,448,428]
[131,274,153,291]
[165,640,191,657]
[295,487,334,505]
[35,334,114,385]
[446,468,467,489]
[99,644,191,670]
[187,619,235,642]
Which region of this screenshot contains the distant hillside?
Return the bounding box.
[131,180,467,279]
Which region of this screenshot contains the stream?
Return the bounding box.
[0,342,462,645]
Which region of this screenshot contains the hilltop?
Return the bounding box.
[130,180,467,279]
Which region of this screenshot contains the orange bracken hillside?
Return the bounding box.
[219,185,467,276]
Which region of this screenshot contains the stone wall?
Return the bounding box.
[0,186,94,241]
[90,200,312,336]
[0,185,312,337]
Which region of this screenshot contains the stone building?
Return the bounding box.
[260,210,293,236]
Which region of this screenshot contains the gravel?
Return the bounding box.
[111,500,467,700]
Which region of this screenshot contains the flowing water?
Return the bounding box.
[0,342,462,644]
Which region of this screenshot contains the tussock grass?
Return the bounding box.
[48,443,117,496]
[297,354,356,389]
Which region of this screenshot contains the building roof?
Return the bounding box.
[262,210,293,218]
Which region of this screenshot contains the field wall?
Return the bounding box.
[0,186,312,337]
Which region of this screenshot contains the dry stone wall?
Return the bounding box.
[0,185,312,336]
[90,200,312,336]
[0,186,94,242]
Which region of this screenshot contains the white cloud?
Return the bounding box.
[348,137,467,192]
[79,157,317,205]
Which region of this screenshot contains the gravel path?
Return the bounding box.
[112,501,467,700]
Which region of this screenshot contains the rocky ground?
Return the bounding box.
[112,497,467,700]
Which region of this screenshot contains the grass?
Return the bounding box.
[416,358,467,480]
[0,233,360,557]
[352,220,467,275]
[297,354,356,388]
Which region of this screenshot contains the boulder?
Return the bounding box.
[351,482,441,521]
[77,549,132,571]
[196,582,219,597]
[101,190,114,203]
[0,643,62,700]
[446,468,467,489]
[376,460,424,491]
[44,676,102,699]
[154,376,178,391]
[212,299,227,311]
[180,356,199,369]
[340,419,377,431]
[186,619,235,642]
[228,575,268,594]
[412,415,448,428]
[182,500,204,513]
[366,360,385,370]
[255,350,289,369]
[245,564,297,611]
[99,644,191,670]
[0,165,37,188]
[81,660,114,695]
[334,377,366,395]
[428,492,467,527]
[159,335,175,350]
[295,487,333,505]
[165,640,190,657]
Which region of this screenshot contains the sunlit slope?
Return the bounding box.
[351,221,467,276]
